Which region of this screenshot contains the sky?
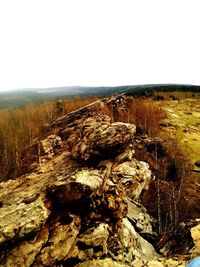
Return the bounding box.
[0,0,200,91]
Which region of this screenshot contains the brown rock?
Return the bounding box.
[0,197,49,246]
[35,215,80,266]
[64,116,136,160]
[2,225,49,267]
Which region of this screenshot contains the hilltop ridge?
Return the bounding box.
[0,94,199,266]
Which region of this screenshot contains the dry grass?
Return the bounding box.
[155,97,200,164]
[0,96,99,181]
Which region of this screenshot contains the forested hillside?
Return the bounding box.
[0,97,99,180]
[1,84,199,110]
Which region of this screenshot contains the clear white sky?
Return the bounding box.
[0,0,200,91]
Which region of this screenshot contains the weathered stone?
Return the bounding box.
[20,135,62,174]
[49,169,103,203]
[121,218,157,263]
[146,258,187,267]
[34,215,80,266]
[0,197,49,245]
[127,198,154,234]
[2,225,49,267]
[0,94,195,266]
[78,223,109,255]
[64,116,136,160]
[111,160,151,200]
[40,134,62,161]
[96,185,128,221]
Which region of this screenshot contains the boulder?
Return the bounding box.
[34,215,81,266]
[49,169,104,203]
[111,160,151,200]
[2,225,49,267]
[120,218,157,264]
[127,198,154,234]
[40,134,62,161]
[0,196,49,245]
[63,116,136,160]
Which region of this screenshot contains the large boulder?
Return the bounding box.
[111,160,151,200]
[62,116,136,160]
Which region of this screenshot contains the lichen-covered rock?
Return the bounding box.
[110,160,151,200]
[0,197,49,245]
[146,258,187,267]
[0,94,193,266]
[75,219,156,267]
[20,134,62,173]
[78,223,109,255]
[63,116,136,160]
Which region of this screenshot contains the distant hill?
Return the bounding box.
[0,86,129,109]
[0,84,200,109]
[124,84,200,96]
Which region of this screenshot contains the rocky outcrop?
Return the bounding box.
[21,134,63,173]
[40,134,63,161]
[62,115,136,160]
[0,94,198,266]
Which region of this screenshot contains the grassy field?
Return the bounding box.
[156,94,200,165]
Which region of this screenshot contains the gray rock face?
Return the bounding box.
[127,199,154,234]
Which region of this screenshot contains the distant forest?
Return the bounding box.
[0,84,200,109]
[125,84,200,96]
